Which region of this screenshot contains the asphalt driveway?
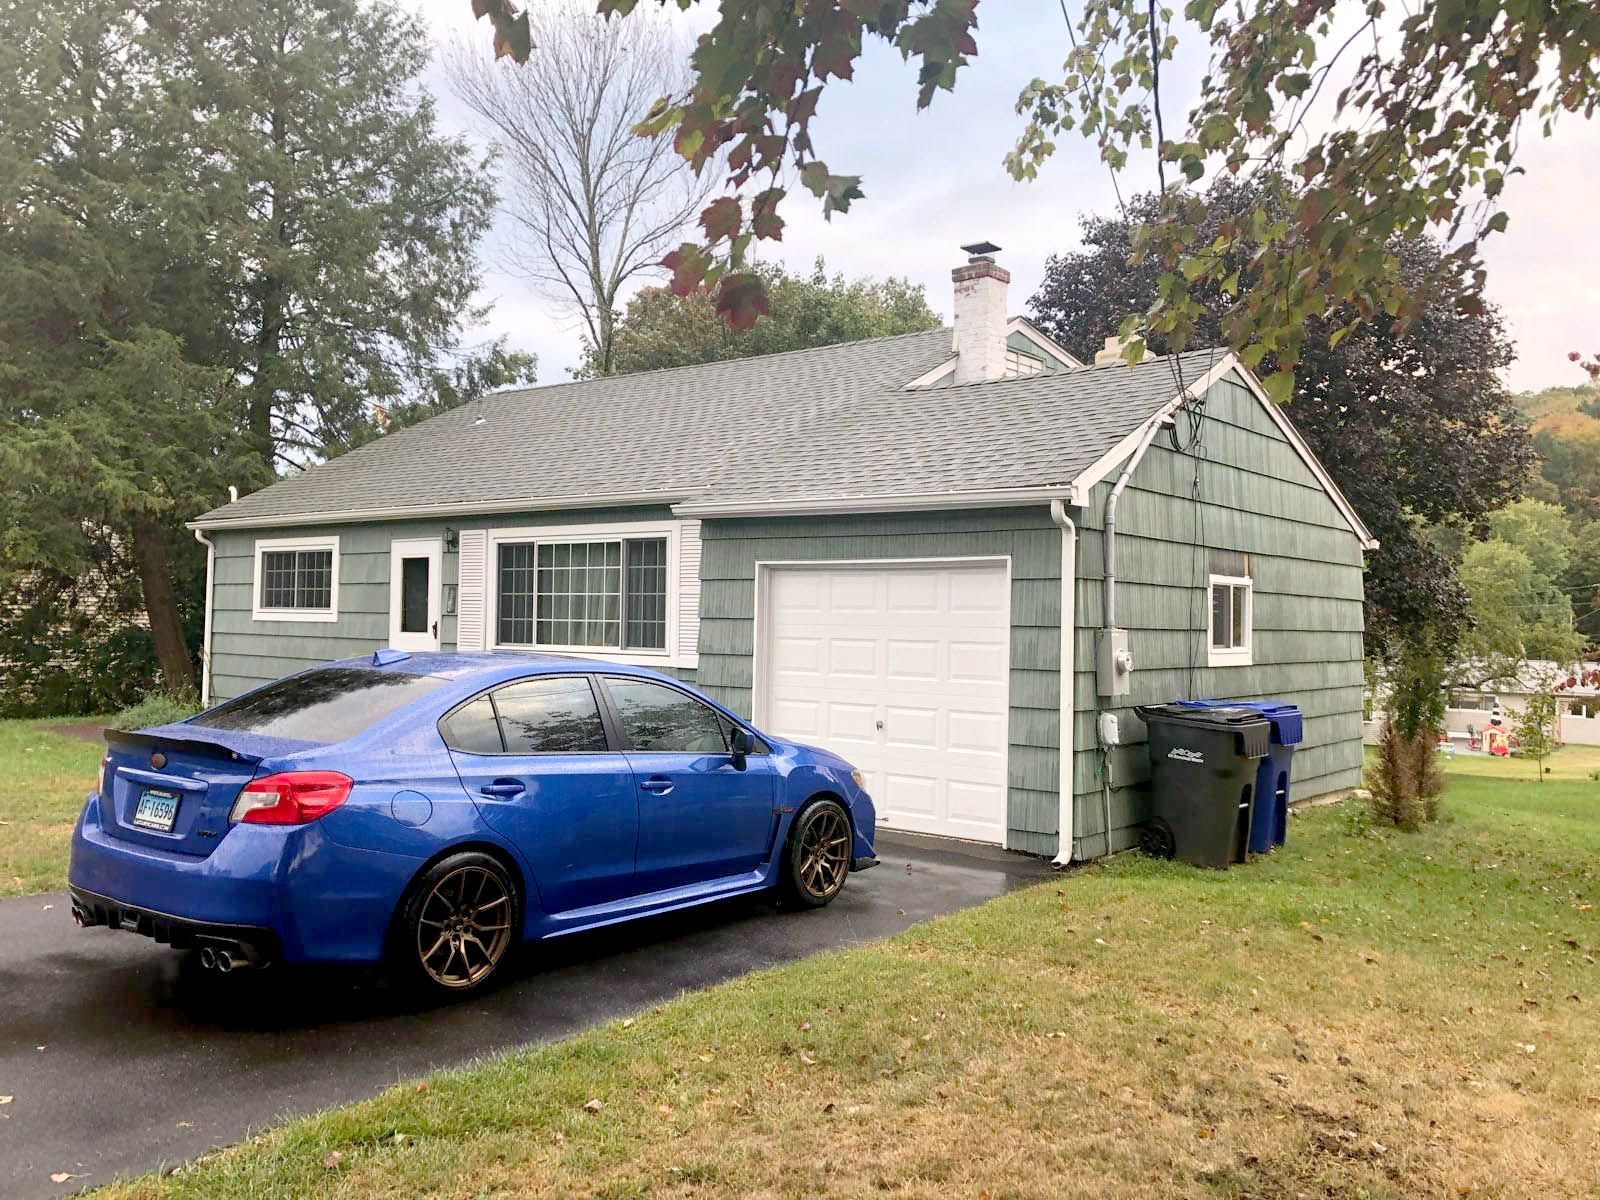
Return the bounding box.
[0,834,1046,1197]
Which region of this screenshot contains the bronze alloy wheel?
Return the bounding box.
[415,863,513,990]
[791,801,851,904]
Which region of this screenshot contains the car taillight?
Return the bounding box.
[229,771,354,825]
[99,752,111,796]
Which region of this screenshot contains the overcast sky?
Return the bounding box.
[415,0,1598,395]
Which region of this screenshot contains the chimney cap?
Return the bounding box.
[961,240,1002,259]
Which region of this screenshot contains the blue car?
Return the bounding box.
[69,652,878,998]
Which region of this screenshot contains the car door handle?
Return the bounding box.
[639,777,674,796]
[479,779,525,799]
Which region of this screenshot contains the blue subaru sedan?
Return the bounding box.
[69,652,878,997]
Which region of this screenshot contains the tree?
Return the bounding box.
[0,0,255,691]
[2,0,527,697]
[1513,688,1558,783]
[449,0,713,376]
[1454,500,1587,687]
[1028,175,1533,646]
[488,0,1600,356]
[188,0,529,470]
[583,259,940,377]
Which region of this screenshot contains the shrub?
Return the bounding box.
[110,690,200,731]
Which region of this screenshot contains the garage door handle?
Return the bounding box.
[479,779,525,799]
[640,777,674,796]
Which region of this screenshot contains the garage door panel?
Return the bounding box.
[947,709,1006,753]
[886,571,940,612]
[771,698,822,739]
[827,571,882,613]
[762,561,1012,847]
[827,701,880,741]
[828,637,878,675]
[948,640,1008,682]
[885,638,940,680]
[883,773,939,817]
[946,780,1006,824]
[882,705,939,749]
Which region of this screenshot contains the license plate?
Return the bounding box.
[132,788,181,832]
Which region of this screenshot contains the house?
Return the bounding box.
[188,246,1376,862]
[1443,663,1600,748]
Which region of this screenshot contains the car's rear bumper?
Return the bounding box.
[68,793,424,965]
[68,886,281,965]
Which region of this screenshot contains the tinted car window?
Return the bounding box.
[494,676,608,754]
[190,667,444,744]
[605,678,728,754]
[439,696,503,754]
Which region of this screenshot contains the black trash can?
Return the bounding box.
[1135,704,1272,868]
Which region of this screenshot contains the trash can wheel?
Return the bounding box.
[1140,818,1176,860]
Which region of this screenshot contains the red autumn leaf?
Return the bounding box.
[751,188,785,240]
[699,196,742,243]
[662,244,709,297]
[715,272,770,332]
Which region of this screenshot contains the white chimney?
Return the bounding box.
[951,241,1009,384]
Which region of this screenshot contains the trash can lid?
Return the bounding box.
[1136,703,1269,730]
[1172,698,1303,745]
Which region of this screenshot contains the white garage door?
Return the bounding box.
[759,561,1011,845]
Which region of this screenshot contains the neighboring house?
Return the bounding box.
[1442,663,1600,747]
[189,246,1376,862]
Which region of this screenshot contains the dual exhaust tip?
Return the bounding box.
[197,944,255,973]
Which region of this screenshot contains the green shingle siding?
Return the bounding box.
[1067,373,1366,858]
[694,508,1065,852]
[205,507,690,701]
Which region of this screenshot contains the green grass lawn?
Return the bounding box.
[0,718,103,898]
[87,754,1597,1200]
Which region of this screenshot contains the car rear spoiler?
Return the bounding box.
[103,727,264,766]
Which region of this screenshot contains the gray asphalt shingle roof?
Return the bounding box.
[194,330,1225,525]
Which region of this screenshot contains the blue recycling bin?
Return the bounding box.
[1173,700,1302,852]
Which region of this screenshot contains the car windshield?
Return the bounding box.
[188,667,446,743]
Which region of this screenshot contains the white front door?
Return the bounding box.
[758,560,1011,845]
[389,538,443,651]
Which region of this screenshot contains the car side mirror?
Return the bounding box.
[729,726,754,770]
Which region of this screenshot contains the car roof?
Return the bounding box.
[323,650,681,690]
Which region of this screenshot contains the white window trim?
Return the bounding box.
[1206,573,1253,667]
[252,535,340,623]
[484,520,683,665]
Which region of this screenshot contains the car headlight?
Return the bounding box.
[851,768,865,790]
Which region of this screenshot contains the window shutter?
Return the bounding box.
[677,520,702,663]
[456,529,487,651]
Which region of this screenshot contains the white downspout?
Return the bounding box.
[192,527,216,707]
[1096,413,1170,856]
[1049,500,1077,867]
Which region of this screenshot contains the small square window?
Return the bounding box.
[1207,574,1252,667]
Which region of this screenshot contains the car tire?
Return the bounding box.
[392,851,520,1001]
[778,798,852,909]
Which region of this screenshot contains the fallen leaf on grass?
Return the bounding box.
[49,1173,79,1184]
[622,1017,635,1028]
[583,1098,604,1112]
[799,1052,817,1066]
[322,1151,344,1170]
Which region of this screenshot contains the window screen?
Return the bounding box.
[259,548,333,611]
[1210,580,1250,650]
